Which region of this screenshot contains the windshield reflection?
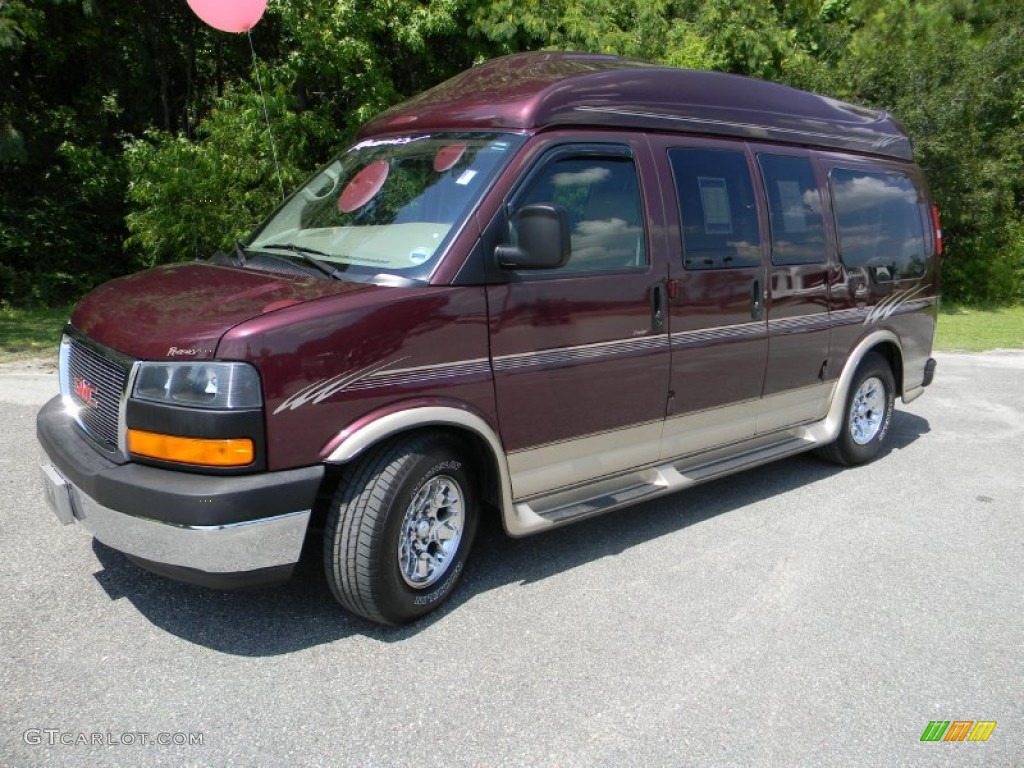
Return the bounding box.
[248,132,523,281]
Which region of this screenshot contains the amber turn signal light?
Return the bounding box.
[127,429,254,467]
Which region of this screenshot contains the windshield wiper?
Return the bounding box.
[255,242,346,280]
[259,242,332,259]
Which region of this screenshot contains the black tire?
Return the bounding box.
[323,434,478,625]
[817,352,896,467]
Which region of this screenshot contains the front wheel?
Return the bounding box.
[323,434,478,625]
[817,352,896,467]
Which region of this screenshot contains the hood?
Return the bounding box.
[71,262,375,360]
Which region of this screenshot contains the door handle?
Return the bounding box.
[651,283,666,332]
[751,279,764,321]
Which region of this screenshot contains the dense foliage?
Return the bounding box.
[2,0,1022,305]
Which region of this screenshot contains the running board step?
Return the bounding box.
[524,435,815,526]
[541,480,663,524]
[672,435,814,485]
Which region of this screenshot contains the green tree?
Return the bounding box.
[814,0,1024,302]
[3,0,1022,306]
[124,76,336,264]
[0,0,255,305]
[123,0,484,263]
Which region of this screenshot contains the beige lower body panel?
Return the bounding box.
[505,383,838,533]
[755,383,833,435]
[507,421,662,500]
[499,330,923,536]
[509,384,835,502]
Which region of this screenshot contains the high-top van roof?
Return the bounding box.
[359,51,913,161]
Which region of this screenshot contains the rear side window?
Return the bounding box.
[829,168,927,279]
[757,154,827,265]
[668,148,761,270]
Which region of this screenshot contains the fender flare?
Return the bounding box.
[798,330,903,446]
[320,401,550,538]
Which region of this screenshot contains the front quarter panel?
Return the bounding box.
[217,285,495,471]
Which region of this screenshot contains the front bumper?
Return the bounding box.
[37,396,324,585]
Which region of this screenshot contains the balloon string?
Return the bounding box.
[248,30,285,201]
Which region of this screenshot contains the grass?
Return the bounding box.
[0,301,1021,364]
[935,303,1024,352]
[0,304,70,364]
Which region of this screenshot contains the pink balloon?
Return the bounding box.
[186,0,268,33]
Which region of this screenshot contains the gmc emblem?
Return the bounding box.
[72,376,98,408]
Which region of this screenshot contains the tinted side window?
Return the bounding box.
[829,168,927,279]
[511,154,646,273]
[757,154,826,265]
[668,148,761,270]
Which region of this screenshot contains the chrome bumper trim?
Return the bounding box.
[41,462,310,573]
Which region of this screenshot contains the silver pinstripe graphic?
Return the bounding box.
[828,308,866,326]
[830,291,936,328]
[345,358,492,391]
[863,285,931,324]
[765,291,936,334]
[279,335,670,413]
[670,321,766,346]
[276,291,935,413]
[274,357,490,413]
[756,289,936,336]
[274,357,410,414]
[492,334,668,372]
[766,312,832,335]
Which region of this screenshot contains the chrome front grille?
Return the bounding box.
[64,337,131,451]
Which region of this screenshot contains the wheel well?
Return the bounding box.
[431,426,502,515]
[868,340,904,396]
[313,425,502,531]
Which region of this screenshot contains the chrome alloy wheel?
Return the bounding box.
[398,475,465,588]
[849,375,886,445]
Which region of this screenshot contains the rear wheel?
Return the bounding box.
[323,434,478,625]
[817,352,896,466]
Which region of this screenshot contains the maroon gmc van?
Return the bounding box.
[37,52,940,624]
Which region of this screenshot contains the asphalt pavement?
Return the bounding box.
[1,352,1021,767]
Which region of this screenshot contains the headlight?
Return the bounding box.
[133,362,262,409]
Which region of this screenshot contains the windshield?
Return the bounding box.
[247,132,524,281]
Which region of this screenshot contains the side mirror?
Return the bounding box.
[495,204,570,270]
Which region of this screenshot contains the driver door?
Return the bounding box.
[486,138,671,500]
